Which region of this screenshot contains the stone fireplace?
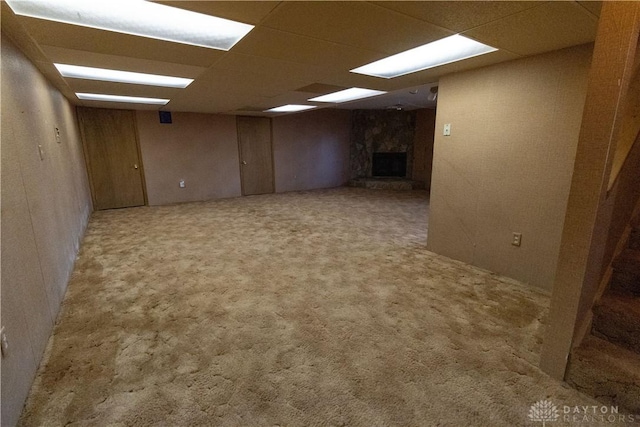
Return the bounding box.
[350,110,416,180]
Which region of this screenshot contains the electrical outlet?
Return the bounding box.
[443,123,451,136]
[512,232,522,247]
[179,180,185,188]
[1,327,8,357]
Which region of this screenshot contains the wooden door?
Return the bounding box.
[237,116,275,195]
[77,107,146,210]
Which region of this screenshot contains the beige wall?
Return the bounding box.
[136,109,352,205]
[136,111,242,205]
[428,44,593,290]
[1,34,92,426]
[412,108,436,189]
[273,109,351,192]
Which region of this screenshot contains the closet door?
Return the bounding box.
[78,107,146,210]
[237,116,275,196]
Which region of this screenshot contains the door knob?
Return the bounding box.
[133,164,139,169]
[242,161,247,165]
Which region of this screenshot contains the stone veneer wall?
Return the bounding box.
[350,110,417,179]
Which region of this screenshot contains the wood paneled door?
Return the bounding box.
[237,116,275,196]
[77,107,146,210]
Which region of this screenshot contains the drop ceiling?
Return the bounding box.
[1,1,600,115]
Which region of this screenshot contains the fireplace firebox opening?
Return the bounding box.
[372,152,407,177]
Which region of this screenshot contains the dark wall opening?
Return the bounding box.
[372,152,407,177]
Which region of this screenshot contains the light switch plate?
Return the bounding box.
[512,232,522,247]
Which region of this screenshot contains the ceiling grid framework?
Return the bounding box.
[1,1,600,115]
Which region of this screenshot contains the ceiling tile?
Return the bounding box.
[167,91,265,114]
[40,46,207,79]
[313,72,399,93]
[464,2,597,56]
[169,66,314,104]
[3,1,601,113]
[373,1,541,33]
[18,17,224,67]
[261,1,453,54]
[295,83,348,94]
[235,106,269,113]
[232,27,384,71]
[156,1,281,25]
[212,53,328,84]
[263,91,319,106]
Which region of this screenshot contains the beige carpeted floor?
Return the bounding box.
[20,188,602,426]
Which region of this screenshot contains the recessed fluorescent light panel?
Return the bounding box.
[351,34,498,79]
[6,0,254,51]
[55,64,193,88]
[76,93,169,105]
[265,105,317,113]
[309,88,387,103]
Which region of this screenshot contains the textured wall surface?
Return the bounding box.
[412,109,436,189]
[350,110,416,179]
[137,109,352,205]
[136,111,242,206]
[273,109,352,193]
[428,44,593,290]
[1,33,92,426]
